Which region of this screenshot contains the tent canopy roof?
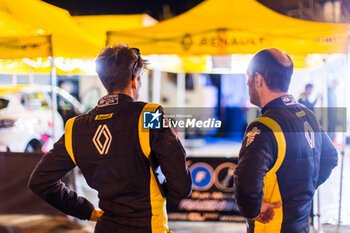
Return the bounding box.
[2,0,102,59]
[73,14,157,45]
[0,9,51,59]
[107,0,350,55]
[0,10,45,37]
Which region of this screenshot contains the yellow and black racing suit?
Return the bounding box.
[29,94,192,233]
[234,95,338,233]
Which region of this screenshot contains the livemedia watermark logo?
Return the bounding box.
[143,108,222,131]
[143,110,162,129]
[142,107,347,133]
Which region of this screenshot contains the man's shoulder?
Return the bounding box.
[246,118,275,136]
[247,114,285,137]
[264,100,317,119]
[262,101,308,120]
[242,119,276,150]
[247,116,271,131]
[135,101,164,112]
[71,103,143,123]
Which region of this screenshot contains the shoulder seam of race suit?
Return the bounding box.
[65,117,77,165]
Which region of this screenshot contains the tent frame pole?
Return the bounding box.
[48,35,58,142]
[338,144,345,225]
[50,56,57,142]
[176,72,186,142]
[337,35,349,226]
[152,68,161,103]
[177,72,186,107]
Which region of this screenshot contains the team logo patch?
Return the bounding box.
[281,96,297,106]
[97,94,119,107]
[93,124,112,155]
[245,126,261,147]
[95,113,113,120]
[296,110,306,117]
[143,110,161,129]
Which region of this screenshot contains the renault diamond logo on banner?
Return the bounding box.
[93,124,112,155]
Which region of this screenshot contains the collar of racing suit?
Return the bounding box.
[97,93,134,108]
[261,95,297,114]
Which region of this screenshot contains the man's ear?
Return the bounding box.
[131,76,137,88]
[255,73,264,88]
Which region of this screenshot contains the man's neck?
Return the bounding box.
[260,92,289,108]
[109,90,134,99]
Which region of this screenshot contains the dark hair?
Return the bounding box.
[95,43,145,93]
[305,83,313,89]
[248,49,293,92]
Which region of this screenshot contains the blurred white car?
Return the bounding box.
[0,85,83,153]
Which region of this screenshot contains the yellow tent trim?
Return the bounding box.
[0,9,51,59]
[107,0,350,56]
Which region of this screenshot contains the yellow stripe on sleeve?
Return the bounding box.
[138,103,160,158]
[256,117,286,174]
[65,117,77,165]
[253,117,286,233]
[138,103,169,233]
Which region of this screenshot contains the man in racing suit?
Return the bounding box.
[234,48,338,233]
[29,44,192,233]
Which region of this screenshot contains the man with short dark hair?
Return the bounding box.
[29,43,192,233]
[298,83,318,111]
[234,48,338,233]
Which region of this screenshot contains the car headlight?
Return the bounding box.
[0,119,17,128]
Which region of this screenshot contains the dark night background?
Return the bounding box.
[42,0,204,20]
[42,0,350,22]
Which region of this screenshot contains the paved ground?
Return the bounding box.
[1,144,349,232]
[316,145,350,225]
[2,215,350,233]
[321,224,350,233]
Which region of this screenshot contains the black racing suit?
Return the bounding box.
[29,94,192,233]
[234,95,338,233]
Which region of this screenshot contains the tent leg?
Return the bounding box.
[312,188,323,232]
[315,189,323,233]
[12,73,17,85]
[50,57,58,142]
[338,45,349,226]
[338,149,345,225]
[177,72,186,107]
[152,69,161,103]
[176,72,186,142]
[142,72,150,102]
[29,68,34,85]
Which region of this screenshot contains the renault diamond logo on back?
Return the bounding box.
[93,124,112,155]
[143,110,161,129]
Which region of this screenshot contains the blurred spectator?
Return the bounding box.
[298,83,318,111]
